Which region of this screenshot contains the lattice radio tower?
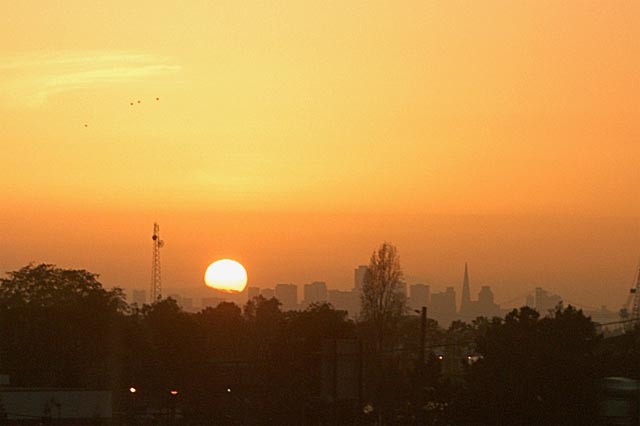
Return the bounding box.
[620,265,640,322]
[150,222,165,302]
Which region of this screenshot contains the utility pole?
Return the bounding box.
[419,306,427,368]
[415,306,428,426]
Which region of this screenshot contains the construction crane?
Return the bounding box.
[150,222,164,302]
[619,265,640,323]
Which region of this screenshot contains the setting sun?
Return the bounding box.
[204,259,248,293]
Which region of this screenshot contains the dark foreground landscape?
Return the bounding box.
[1,261,639,426]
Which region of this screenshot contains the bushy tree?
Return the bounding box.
[0,263,126,387]
[464,305,601,425]
[0,263,126,310]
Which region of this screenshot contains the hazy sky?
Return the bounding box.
[1,1,638,309]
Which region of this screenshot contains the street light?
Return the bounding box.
[128,387,138,424]
[168,389,179,424]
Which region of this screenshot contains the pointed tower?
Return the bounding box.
[460,262,471,315]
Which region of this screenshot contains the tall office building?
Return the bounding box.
[431,287,457,326]
[409,283,430,310]
[275,283,298,311]
[303,281,328,307]
[354,265,368,291]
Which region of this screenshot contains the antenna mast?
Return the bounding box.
[620,265,640,324]
[150,222,164,302]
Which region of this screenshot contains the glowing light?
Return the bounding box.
[204,259,248,293]
[129,387,137,393]
[170,390,178,395]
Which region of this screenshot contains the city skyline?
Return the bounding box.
[128,260,619,327]
[3,216,637,312]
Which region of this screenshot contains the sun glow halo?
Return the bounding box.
[204,259,248,293]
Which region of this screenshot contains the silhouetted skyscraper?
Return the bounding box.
[275,283,298,311]
[431,287,457,326]
[409,283,430,310]
[303,281,328,307]
[354,265,368,291]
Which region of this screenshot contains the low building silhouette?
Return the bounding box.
[431,287,457,326]
[476,286,500,317]
[535,287,562,315]
[328,289,358,317]
[303,281,328,307]
[275,283,298,311]
[260,288,275,299]
[247,286,260,300]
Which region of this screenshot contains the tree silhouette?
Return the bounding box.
[465,305,601,425]
[0,263,125,310]
[359,242,407,351]
[357,243,409,422]
[0,263,126,387]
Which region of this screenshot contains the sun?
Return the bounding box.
[204,259,248,293]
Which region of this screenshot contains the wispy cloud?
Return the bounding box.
[0,51,181,106]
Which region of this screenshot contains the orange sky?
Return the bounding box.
[1,1,638,309]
